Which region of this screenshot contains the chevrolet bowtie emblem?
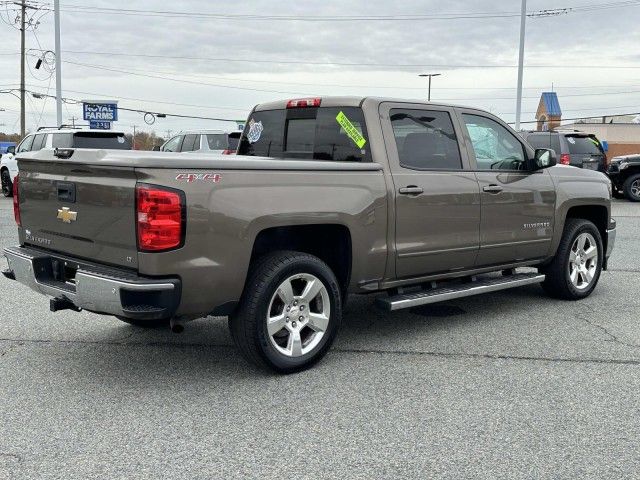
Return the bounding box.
[57,207,77,223]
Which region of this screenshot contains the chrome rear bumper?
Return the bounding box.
[3,246,180,320]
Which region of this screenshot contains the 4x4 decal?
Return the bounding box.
[175,173,222,183]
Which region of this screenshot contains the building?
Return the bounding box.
[535,92,562,131]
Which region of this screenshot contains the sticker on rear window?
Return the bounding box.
[247,118,263,144]
[567,137,576,144]
[336,111,366,148]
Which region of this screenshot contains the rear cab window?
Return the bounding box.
[238,104,371,162]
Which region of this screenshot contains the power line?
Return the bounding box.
[31,50,640,70]
[17,0,640,21]
[59,60,640,101]
[24,89,238,123]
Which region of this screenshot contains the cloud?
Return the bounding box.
[1,0,639,134]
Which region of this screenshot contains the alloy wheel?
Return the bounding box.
[568,232,598,290]
[266,273,330,357]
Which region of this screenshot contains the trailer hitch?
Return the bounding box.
[50,297,82,313]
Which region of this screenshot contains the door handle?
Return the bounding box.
[482,184,503,194]
[399,186,424,195]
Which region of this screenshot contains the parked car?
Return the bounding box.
[521,130,607,173]
[0,127,131,197]
[160,129,240,154]
[0,141,16,159]
[4,97,615,373]
[607,154,640,201]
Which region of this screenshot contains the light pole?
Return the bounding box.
[419,73,441,102]
[515,0,527,131]
[54,0,63,127]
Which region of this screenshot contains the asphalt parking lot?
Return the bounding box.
[0,197,638,479]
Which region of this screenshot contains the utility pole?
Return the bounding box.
[419,73,441,102]
[68,116,77,127]
[20,0,26,137]
[515,0,527,131]
[165,129,172,139]
[54,0,63,126]
[132,125,137,149]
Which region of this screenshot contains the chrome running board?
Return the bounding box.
[377,273,545,311]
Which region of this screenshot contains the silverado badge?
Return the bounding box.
[57,207,77,223]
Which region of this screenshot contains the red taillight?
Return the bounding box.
[221,149,235,155]
[560,154,571,165]
[12,174,20,226]
[286,98,321,109]
[136,184,184,252]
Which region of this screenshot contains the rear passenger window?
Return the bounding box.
[51,133,72,148]
[181,134,199,152]
[206,134,228,150]
[526,134,561,154]
[32,134,46,151]
[390,109,462,170]
[238,107,370,162]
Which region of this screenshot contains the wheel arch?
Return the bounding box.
[564,205,608,255]
[249,224,352,295]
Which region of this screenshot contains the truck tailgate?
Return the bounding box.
[18,160,138,269]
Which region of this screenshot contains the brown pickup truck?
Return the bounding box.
[4,97,616,372]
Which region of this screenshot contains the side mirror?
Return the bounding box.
[152,145,161,151]
[6,146,15,155]
[534,148,557,169]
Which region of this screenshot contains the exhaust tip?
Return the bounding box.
[169,318,184,334]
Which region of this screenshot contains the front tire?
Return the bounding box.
[541,218,603,300]
[229,251,342,373]
[623,173,640,202]
[1,169,12,198]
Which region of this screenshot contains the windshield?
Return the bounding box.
[566,136,603,155]
[72,132,131,150]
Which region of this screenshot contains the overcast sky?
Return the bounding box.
[0,0,639,137]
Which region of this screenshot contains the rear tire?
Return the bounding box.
[623,173,640,202]
[117,316,170,328]
[229,251,342,373]
[1,169,12,198]
[541,218,603,300]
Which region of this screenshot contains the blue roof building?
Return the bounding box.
[535,92,562,131]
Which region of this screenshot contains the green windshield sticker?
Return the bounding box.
[336,111,367,149]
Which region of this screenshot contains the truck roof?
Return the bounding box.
[253,96,479,112]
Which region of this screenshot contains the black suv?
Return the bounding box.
[521,130,607,173]
[608,154,640,201]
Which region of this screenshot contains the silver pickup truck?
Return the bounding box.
[4,96,616,372]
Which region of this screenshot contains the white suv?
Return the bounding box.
[159,129,241,154]
[1,127,131,197]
